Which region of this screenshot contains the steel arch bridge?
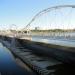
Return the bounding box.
[19,5,75,40]
[23,5,75,30]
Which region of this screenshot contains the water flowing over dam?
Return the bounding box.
[0,34,75,75]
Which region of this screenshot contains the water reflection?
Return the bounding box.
[0,43,31,75]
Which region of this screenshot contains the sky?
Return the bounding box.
[0,0,75,30]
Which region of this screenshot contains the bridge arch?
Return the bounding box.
[21,5,75,40]
[23,5,75,30]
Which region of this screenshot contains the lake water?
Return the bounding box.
[32,36,75,48]
[0,43,32,75]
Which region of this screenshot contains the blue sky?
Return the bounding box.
[0,0,75,30]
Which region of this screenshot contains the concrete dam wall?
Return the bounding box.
[0,35,75,75]
[0,35,74,64]
[17,38,75,64]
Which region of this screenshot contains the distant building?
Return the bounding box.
[35,27,40,30]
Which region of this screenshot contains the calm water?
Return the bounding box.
[32,36,75,47]
[0,43,32,75]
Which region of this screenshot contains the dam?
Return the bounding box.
[0,5,75,75]
[0,33,75,75]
